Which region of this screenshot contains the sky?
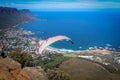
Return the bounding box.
[0,0,120,11]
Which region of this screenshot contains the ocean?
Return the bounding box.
[18,10,120,51]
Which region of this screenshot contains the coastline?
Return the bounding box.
[1,16,120,70]
[1,21,120,67]
[1,22,73,55]
[1,21,72,55]
[1,19,120,56]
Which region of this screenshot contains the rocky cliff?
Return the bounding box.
[0,7,36,29]
[0,57,47,80]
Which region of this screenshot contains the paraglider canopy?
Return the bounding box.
[38,35,74,55]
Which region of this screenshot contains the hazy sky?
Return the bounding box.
[0,0,120,11]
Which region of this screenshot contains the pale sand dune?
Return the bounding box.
[74,49,117,55]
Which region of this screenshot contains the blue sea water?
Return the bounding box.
[19,10,120,51]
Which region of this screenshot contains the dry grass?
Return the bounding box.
[63,53,77,58]
[59,58,120,80]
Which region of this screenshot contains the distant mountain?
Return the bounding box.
[0,7,36,29]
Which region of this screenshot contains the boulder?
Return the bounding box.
[0,57,20,80]
[0,57,47,80]
[17,67,47,80]
[0,57,21,70]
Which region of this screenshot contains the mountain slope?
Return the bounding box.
[59,58,120,80]
[0,7,36,29]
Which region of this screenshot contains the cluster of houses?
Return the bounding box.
[78,53,120,65]
[0,28,120,66]
[0,28,39,55]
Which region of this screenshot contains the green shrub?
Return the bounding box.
[37,54,69,69]
[8,48,34,68]
[47,69,70,80]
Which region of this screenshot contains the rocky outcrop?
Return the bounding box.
[0,57,21,70]
[17,67,47,80]
[0,7,36,29]
[0,57,47,80]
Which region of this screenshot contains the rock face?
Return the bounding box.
[0,7,36,29]
[0,57,21,70]
[17,67,47,80]
[0,57,47,80]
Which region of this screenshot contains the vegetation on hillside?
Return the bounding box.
[47,69,70,80]
[59,58,120,80]
[8,49,71,80]
[36,54,70,70]
[8,48,34,68]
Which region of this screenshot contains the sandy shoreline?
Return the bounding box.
[18,28,120,55]
[4,21,118,55]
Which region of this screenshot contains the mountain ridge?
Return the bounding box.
[0,6,36,29]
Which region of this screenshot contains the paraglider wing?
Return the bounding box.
[38,35,73,54]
